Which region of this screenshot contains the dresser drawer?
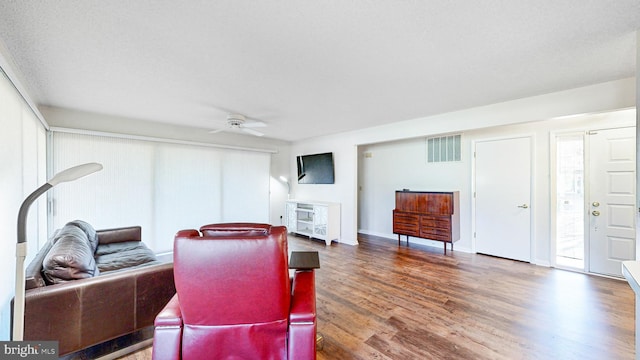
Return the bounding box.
[419,227,452,241]
[393,211,419,236]
[420,215,451,229]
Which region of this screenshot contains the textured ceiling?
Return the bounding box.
[0,1,638,141]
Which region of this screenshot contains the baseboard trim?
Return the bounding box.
[95,338,153,360]
[60,327,154,360]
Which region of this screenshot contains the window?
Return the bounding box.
[555,133,584,270]
[50,130,271,253]
[0,67,47,341]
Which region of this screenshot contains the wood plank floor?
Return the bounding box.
[119,233,636,360]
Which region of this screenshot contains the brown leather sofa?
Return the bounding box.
[21,222,175,356]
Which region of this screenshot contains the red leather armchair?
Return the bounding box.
[152,223,316,360]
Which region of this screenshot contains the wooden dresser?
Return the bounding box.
[393,190,460,253]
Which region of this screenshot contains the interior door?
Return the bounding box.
[588,127,636,277]
[475,136,532,262]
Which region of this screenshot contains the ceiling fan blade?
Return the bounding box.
[241,127,264,137]
[209,128,225,134]
[242,121,267,128]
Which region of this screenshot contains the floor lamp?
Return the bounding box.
[279,176,291,199]
[13,162,103,341]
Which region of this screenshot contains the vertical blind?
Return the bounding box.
[0,68,47,340]
[51,131,270,253]
[0,71,47,255]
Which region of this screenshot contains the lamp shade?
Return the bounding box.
[48,162,103,186]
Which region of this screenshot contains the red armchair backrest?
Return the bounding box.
[172,223,291,358]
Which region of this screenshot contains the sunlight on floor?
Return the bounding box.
[556,255,583,269]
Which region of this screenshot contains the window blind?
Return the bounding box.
[0,70,47,254]
[51,131,271,253]
[0,68,47,340]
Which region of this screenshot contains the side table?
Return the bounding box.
[288,251,323,351]
[289,251,320,270]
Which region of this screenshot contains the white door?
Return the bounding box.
[475,136,532,262]
[588,127,636,277]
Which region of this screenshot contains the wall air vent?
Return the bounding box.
[426,134,462,163]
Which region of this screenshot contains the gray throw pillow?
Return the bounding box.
[66,220,98,253]
[43,225,99,284]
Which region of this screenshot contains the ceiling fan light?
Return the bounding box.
[209,112,266,137]
[227,114,246,123]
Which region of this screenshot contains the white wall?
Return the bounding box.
[290,77,637,250]
[358,109,635,265]
[358,137,469,247]
[289,137,359,244]
[270,144,292,226]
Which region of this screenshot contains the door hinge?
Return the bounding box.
[587,130,598,135]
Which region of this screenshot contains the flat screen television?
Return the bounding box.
[297,152,335,184]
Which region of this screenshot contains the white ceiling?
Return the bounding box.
[0,1,638,142]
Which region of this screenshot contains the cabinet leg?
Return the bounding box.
[397,235,411,246]
[444,242,453,254]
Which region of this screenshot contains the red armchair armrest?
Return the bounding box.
[152,294,183,360]
[288,270,316,359]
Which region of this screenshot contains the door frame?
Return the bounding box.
[550,124,636,274]
[471,134,536,260]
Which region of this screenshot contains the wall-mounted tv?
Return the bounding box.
[297,152,335,184]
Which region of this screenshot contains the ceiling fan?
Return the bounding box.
[209,113,266,137]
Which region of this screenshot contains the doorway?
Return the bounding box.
[554,126,636,277]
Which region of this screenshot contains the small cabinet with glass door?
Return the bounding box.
[285,200,340,245]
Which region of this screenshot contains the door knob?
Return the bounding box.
[517,204,529,209]
[592,201,600,207]
[592,210,600,216]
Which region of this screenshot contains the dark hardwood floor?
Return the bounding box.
[120,233,636,360]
